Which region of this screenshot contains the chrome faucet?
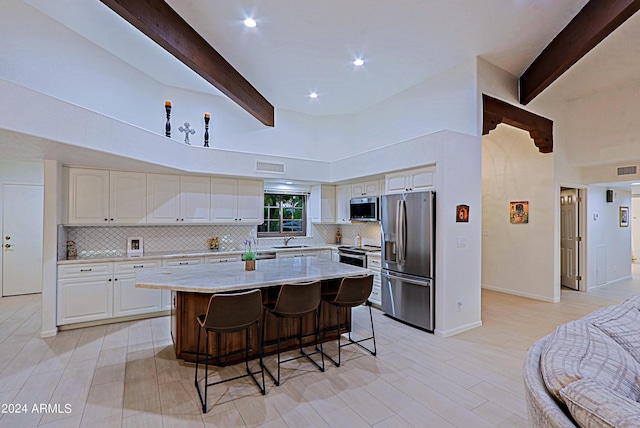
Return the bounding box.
[283,236,294,246]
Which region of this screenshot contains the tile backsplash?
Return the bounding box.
[62,222,381,260]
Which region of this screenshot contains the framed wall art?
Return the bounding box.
[127,236,143,256]
[510,201,529,224]
[620,206,629,227]
[456,204,469,222]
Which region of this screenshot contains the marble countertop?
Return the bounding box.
[58,245,339,265]
[135,257,370,293]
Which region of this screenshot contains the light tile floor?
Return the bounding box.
[1,268,639,427]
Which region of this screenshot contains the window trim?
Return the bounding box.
[257,193,307,237]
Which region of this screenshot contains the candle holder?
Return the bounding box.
[204,113,210,147]
[165,101,172,137]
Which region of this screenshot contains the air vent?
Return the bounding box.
[256,161,285,174]
[617,165,637,176]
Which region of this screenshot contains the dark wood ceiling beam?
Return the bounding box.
[483,94,553,153]
[520,0,640,105]
[99,0,274,126]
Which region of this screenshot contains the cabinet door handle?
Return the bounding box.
[80,268,93,272]
[133,265,144,268]
[108,278,112,281]
[179,262,188,265]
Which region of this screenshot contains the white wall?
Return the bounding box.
[0,160,44,296]
[586,186,632,288]
[482,124,557,301]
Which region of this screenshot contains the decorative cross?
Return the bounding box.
[178,122,196,145]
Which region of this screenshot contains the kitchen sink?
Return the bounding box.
[271,245,310,249]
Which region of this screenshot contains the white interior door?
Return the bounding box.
[560,188,579,290]
[2,184,44,296]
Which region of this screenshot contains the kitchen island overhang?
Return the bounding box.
[136,258,371,363]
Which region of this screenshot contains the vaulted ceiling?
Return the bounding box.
[25,0,635,118]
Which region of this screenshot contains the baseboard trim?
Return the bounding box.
[434,320,483,338]
[482,285,559,303]
[40,328,58,338]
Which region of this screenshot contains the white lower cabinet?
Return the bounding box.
[58,260,164,326]
[113,260,162,317]
[162,257,203,267]
[318,249,332,260]
[367,255,382,307]
[277,250,320,259]
[57,263,113,325]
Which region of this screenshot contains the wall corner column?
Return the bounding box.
[41,160,61,337]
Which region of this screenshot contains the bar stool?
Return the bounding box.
[321,274,377,367]
[262,280,324,386]
[194,289,265,413]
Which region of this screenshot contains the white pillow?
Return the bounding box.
[560,378,640,428]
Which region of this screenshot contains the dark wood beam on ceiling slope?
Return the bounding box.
[99,0,274,127]
[520,0,640,105]
[483,94,553,153]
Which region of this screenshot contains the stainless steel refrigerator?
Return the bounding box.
[381,191,435,331]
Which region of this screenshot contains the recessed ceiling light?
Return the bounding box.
[285,181,293,185]
[353,58,364,66]
[309,92,318,99]
[243,17,257,28]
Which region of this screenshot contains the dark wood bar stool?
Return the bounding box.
[262,280,324,386]
[194,289,265,413]
[322,274,377,367]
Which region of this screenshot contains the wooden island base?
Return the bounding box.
[171,279,350,364]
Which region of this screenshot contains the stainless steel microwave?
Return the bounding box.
[350,197,379,221]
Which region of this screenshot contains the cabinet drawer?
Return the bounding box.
[369,285,381,305]
[205,255,241,264]
[162,258,203,267]
[367,257,381,269]
[114,259,160,274]
[58,263,112,279]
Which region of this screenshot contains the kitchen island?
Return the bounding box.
[136,257,370,363]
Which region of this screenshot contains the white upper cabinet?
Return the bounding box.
[385,166,435,194]
[236,179,264,223]
[109,171,146,224]
[335,184,351,224]
[309,185,336,223]
[180,176,210,223]
[67,168,145,225]
[67,168,110,225]
[146,174,181,223]
[211,178,264,224]
[147,174,210,223]
[351,180,380,197]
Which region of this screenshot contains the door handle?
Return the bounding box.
[4,236,10,240]
[4,244,11,248]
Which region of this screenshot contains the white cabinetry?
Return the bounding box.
[211,178,264,224]
[110,171,147,224]
[335,185,351,224]
[180,176,210,223]
[67,168,109,224]
[113,260,162,317]
[351,180,380,197]
[367,255,382,307]
[147,174,210,223]
[58,260,166,325]
[57,263,113,325]
[318,249,332,260]
[309,185,336,223]
[385,166,435,194]
[146,174,180,223]
[162,257,203,267]
[205,255,241,264]
[67,168,147,225]
[277,250,320,259]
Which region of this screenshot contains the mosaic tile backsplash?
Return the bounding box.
[62,223,381,259]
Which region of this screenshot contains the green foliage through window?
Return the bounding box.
[258,194,306,236]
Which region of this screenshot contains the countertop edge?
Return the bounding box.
[58,245,339,265]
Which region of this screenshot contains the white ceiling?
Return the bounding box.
[25,0,609,117]
[11,0,640,191]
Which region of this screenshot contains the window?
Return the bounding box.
[258,193,306,237]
